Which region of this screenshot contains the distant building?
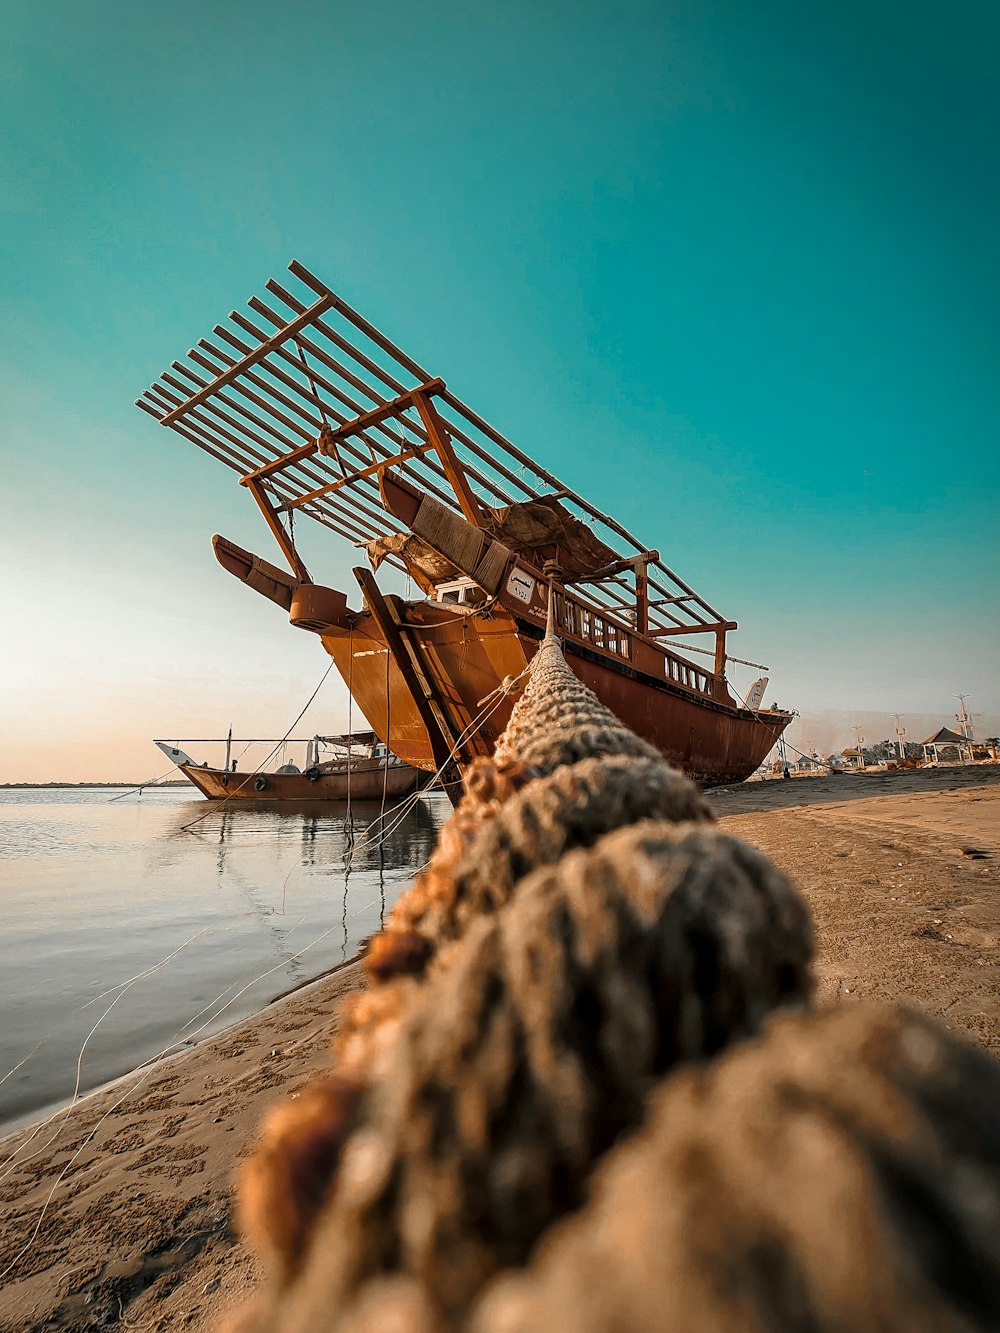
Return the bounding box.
[920,726,973,764]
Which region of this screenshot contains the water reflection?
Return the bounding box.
[0,788,448,1131]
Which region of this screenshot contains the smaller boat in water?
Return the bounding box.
[154,731,432,802]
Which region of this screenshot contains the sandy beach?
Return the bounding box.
[2,765,998,1332]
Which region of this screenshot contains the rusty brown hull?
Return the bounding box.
[177,760,432,802]
[532,631,786,785]
[318,605,787,787]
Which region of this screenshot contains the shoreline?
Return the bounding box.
[1,961,368,1331]
[0,783,192,790]
[0,956,366,1144]
[2,765,998,1331]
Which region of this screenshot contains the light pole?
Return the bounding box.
[894,714,906,762]
[854,726,865,770]
[955,695,975,764]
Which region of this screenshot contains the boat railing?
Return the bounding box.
[550,586,716,700]
[551,587,632,662]
[662,653,714,698]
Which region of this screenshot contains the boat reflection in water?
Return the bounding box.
[205,791,443,991]
[200,792,442,877]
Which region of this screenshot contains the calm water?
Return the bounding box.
[0,786,448,1131]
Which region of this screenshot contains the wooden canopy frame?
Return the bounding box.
[137,261,734,657]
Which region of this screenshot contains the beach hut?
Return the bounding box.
[920,726,973,765]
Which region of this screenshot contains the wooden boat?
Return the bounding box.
[155,733,432,802]
[138,262,791,796]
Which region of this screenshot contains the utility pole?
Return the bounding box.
[894,714,906,761]
[777,733,789,777]
[854,725,865,770]
[955,695,975,764]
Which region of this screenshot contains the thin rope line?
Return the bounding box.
[0,910,358,1284]
[107,762,183,802]
[1,931,208,1178]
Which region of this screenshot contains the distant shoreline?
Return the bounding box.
[0,781,191,789]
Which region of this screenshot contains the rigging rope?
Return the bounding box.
[296,338,348,478]
[294,339,329,428]
[656,638,770,672]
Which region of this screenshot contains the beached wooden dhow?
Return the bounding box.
[155,732,431,802]
[137,262,790,793]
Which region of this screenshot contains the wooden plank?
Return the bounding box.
[352,567,464,798]
[320,378,444,445]
[239,380,443,487]
[286,441,430,509]
[650,620,737,638]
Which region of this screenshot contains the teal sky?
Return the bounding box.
[2,0,998,779]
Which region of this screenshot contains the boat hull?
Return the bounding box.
[318,606,788,787]
[530,631,788,786]
[177,759,432,802]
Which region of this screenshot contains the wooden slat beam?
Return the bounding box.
[246,478,311,581]
[320,378,444,445]
[161,294,334,425]
[412,388,483,526]
[650,620,736,638]
[239,380,444,487]
[284,441,430,509]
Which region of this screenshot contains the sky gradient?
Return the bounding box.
[2,0,998,780]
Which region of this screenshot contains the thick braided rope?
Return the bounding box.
[493,636,661,773]
[472,1004,1000,1333]
[229,634,1000,1333]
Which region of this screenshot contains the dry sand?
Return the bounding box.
[2,765,998,1332]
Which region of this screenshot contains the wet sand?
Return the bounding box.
[2,766,998,1331]
[0,963,367,1332]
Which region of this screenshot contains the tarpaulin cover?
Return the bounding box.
[481,496,618,581]
[366,533,462,594]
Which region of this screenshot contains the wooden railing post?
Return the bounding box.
[635,557,648,635]
[714,626,728,680]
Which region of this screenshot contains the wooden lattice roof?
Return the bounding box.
[137,261,728,636]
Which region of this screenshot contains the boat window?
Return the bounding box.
[435,577,484,606]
